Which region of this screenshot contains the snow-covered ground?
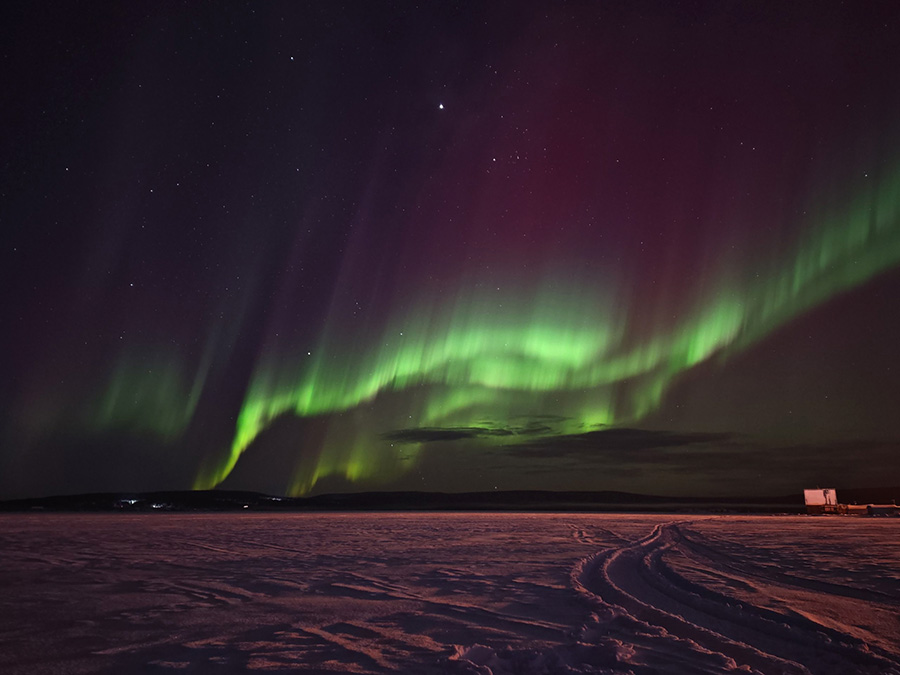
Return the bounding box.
[0,513,897,674]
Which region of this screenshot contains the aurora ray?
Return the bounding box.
[196,162,900,494]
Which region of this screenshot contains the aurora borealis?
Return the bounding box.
[3,2,900,499]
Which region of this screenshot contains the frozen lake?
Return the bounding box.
[0,513,898,674]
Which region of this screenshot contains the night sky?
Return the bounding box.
[3,2,900,500]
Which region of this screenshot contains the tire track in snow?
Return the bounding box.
[573,522,900,675]
[567,523,631,548]
[675,524,898,605]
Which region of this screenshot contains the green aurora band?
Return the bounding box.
[195,165,900,494]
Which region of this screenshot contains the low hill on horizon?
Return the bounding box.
[0,487,900,512]
[3,485,896,513]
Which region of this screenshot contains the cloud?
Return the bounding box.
[383,424,736,456]
[382,426,514,444]
[506,428,738,459]
[382,421,900,496]
[383,414,575,445]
